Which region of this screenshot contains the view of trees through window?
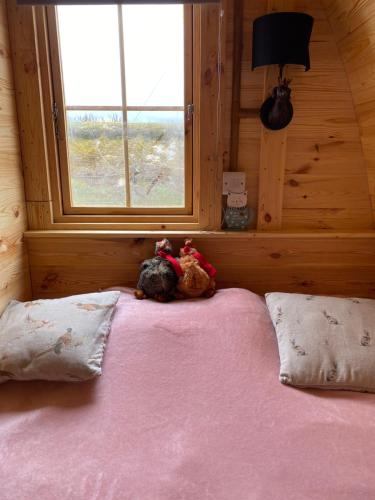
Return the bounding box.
[57,5,187,208]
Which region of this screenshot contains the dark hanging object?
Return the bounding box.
[260,77,293,131]
[252,12,314,130]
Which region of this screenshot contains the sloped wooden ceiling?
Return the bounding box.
[322,0,375,223]
[231,0,374,230]
[0,0,30,312]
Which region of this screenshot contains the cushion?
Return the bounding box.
[265,292,375,392]
[0,291,120,383]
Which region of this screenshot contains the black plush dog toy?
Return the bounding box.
[134,239,179,302]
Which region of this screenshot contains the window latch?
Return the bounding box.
[52,101,60,140]
[186,103,194,121]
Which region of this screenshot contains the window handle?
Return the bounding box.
[186,103,194,118]
[52,101,60,140]
[185,103,194,131]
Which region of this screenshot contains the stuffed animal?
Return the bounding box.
[134,238,217,302]
[134,239,179,302]
[175,239,216,299]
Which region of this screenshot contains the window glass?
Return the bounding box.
[56,4,187,209]
[122,5,184,107]
[58,6,122,106]
[128,111,185,208]
[66,110,126,207]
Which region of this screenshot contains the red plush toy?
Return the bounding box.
[175,239,217,299]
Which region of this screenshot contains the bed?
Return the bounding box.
[0,288,374,500]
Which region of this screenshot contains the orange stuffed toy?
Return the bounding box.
[175,239,217,299]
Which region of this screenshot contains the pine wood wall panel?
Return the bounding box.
[237,0,266,223]
[322,0,375,222]
[197,5,225,230]
[257,0,289,231]
[6,2,51,204]
[7,0,375,303]
[26,233,375,299]
[237,0,374,230]
[0,0,31,313]
[222,0,234,170]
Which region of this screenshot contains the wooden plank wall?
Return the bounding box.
[0,0,30,313]
[8,0,375,302]
[237,0,374,231]
[322,0,375,222]
[26,233,375,299]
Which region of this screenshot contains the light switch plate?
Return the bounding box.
[223,172,246,195]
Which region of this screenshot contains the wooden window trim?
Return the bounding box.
[47,4,194,217]
[7,0,225,230]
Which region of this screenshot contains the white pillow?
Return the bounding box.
[0,291,120,383]
[265,292,375,393]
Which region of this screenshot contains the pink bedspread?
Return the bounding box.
[1,288,375,500]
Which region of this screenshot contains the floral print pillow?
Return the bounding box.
[0,291,120,383]
[266,292,375,393]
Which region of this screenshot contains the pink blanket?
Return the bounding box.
[0,288,374,500]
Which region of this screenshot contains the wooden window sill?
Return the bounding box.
[24,230,375,240]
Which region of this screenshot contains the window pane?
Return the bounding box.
[128,111,184,208]
[57,6,122,106]
[122,5,184,106]
[67,111,126,207]
[55,5,188,211]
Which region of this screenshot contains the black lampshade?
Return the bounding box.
[252,12,314,71]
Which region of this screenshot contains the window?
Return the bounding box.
[9,3,222,230]
[48,4,193,215]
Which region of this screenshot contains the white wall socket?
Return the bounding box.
[222,172,246,195]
